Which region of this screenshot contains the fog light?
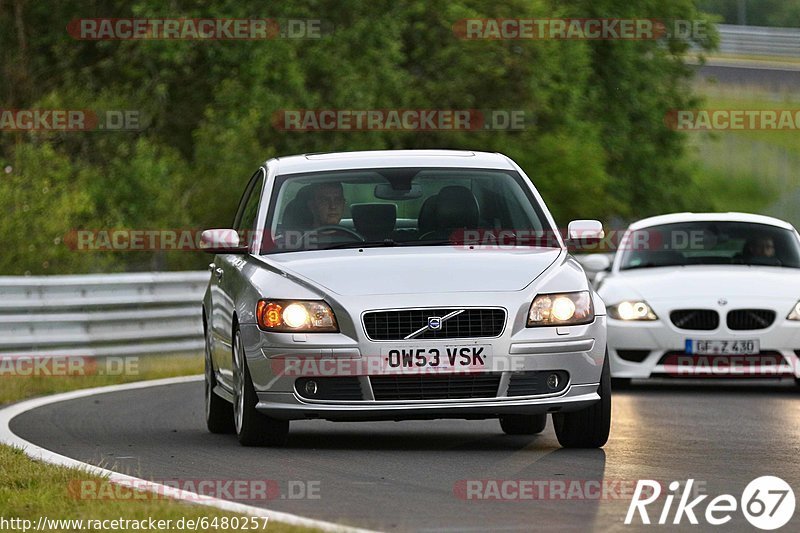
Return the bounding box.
[304,380,318,396]
[546,373,560,389]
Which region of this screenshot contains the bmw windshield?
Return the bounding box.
[619,221,800,270]
[260,167,559,253]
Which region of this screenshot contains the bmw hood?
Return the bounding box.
[607,266,800,301]
[259,247,562,296]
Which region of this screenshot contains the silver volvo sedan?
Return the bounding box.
[200,150,610,448]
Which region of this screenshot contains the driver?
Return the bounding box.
[307,182,345,227]
[745,236,776,258]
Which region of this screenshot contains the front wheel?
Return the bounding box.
[499,414,547,435]
[553,354,611,448]
[205,328,234,434]
[232,330,290,446]
[611,377,632,389]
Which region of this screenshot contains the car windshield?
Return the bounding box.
[259,167,558,253]
[618,221,800,270]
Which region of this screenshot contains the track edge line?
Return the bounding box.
[0,375,379,533]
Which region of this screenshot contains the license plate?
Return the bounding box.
[685,339,760,355]
[380,345,490,372]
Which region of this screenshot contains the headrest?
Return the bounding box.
[352,203,397,240]
[281,185,315,229]
[434,185,479,229]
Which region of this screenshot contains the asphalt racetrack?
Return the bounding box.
[10,379,800,532]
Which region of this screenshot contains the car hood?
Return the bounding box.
[605,266,800,301]
[258,247,562,296]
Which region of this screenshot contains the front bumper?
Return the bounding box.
[255,384,600,421]
[608,316,800,380]
[238,313,607,421]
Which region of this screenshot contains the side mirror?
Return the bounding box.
[199,229,248,254]
[579,253,612,272]
[568,220,604,242]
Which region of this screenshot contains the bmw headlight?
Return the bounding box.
[256,300,338,332]
[608,300,657,321]
[787,301,800,320]
[527,291,594,327]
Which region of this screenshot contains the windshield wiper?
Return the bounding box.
[621,262,683,271]
[413,239,458,246]
[324,239,406,250]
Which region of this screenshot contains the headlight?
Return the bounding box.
[787,301,800,320]
[527,291,594,327]
[608,300,658,321]
[256,300,338,332]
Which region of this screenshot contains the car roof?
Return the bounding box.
[628,212,796,231]
[268,149,516,175]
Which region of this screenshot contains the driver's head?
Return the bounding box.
[746,236,775,258]
[307,182,345,226]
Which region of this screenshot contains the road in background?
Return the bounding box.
[696,62,800,91]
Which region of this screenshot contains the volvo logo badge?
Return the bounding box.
[428,317,442,330]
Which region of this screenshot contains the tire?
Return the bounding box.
[232,330,290,447]
[499,414,547,435]
[204,327,234,434]
[553,354,611,448]
[611,377,632,389]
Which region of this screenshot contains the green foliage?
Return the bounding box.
[0,0,715,274]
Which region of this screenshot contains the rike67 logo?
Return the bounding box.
[625,477,795,530]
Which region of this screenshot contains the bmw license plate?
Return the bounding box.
[685,339,759,355]
[380,345,490,372]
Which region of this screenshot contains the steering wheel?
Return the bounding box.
[302,225,365,243]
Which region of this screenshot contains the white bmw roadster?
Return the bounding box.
[596,212,800,385]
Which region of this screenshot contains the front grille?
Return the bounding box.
[658,351,785,365]
[727,309,776,330]
[370,373,501,400]
[295,377,363,401]
[670,309,719,330]
[363,308,506,340]
[506,371,569,396]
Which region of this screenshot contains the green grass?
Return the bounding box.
[0,446,316,533]
[686,82,800,222]
[0,354,204,406]
[692,84,800,154]
[0,354,317,533]
[691,165,781,213]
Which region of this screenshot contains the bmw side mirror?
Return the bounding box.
[580,253,612,273]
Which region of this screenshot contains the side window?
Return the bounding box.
[233,170,265,242]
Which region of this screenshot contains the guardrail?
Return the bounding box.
[718,24,800,58]
[0,272,208,357]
